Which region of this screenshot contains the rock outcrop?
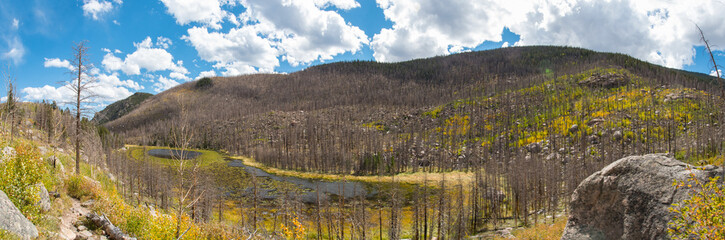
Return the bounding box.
[561,154,723,240]
[578,72,629,88]
[0,190,39,239]
[35,183,51,213]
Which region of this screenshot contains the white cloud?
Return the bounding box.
[22,85,72,103]
[313,0,360,10]
[156,36,173,49]
[502,42,510,48]
[711,69,722,78]
[160,0,227,29]
[196,70,216,80]
[102,36,189,79]
[371,0,528,62]
[153,76,180,92]
[181,0,368,75]
[370,0,725,69]
[169,71,191,81]
[82,0,122,20]
[184,26,279,74]
[43,58,74,71]
[11,18,19,30]
[22,72,142,104]
[241,0,368,66]
[1,36,25,65]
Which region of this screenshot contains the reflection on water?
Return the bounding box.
[147,149,202,160]
[227,159,373,203]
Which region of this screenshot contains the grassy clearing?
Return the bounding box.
[232,155,476,186]
[126,145,225,167]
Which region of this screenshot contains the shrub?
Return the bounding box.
[195,77,213,89]
[66,175,98,200]
[0,141,46,222]
[669,173,725,239]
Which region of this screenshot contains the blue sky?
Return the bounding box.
[1,0,724,112]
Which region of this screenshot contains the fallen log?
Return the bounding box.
[86,212,137,240]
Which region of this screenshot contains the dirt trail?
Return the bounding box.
[58,198,99,240]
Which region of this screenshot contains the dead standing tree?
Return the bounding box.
[172,96,204,239]
[697,24,724,178]
[65,41,98,174]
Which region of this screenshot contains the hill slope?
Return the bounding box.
[106,46,722,175]
[93,92,153,124]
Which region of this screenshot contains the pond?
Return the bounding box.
[227,159,374,204]
[147,149,202,160]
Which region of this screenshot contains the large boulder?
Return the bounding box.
[0,190,39,239]
[35,183,51,212]
[562,154,723,240]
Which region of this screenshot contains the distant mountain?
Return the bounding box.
[93,92,153,124]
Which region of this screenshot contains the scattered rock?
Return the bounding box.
[34,183,51,213]
[613,130,623,141]
[526,142,542,153]
[587,135,599,145]
[75,230,92,240]
[546,153,560,161]
[81,199,95,208]
[1,146,16,163]
[77,225,87,231]
[0,190,39,239]
[59,227,76,240]
[664,91,696,102]
[587,118,605,126]
[578,72,629,88]
[561,154,724,240]
[49,191,61,199]
[569,124,579,134]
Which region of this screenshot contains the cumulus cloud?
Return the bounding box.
[153,76,180,92]
[313,0,360,10]
[102,36,189,79]
[184,26,279,75]
[196,70,216,80]
[22,72,143,104]
[82,0,122,20]
[160,0,227,29]
[43,58,74,71]
[371,0,725,69]
[11,18,19,30]
[712,69,722,77]
[180,0,367,75]
[371,0,529,62]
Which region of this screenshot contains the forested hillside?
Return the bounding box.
[92,92,153,124]
[106,46,720,173]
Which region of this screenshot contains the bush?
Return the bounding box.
[66,175,98,200]
[195,77,213,89]
[669,174,725,239]
[0,141,46,223]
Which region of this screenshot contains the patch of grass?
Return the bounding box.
[65,174,99,201]
[495,217,567,240]
[233,156,476,186]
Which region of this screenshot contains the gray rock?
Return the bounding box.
[75,230,92,240]
[569,124,579,134]
[561,154,723,240]
[35,183,51,212]
[0,190,39,239]
[81,199,95,208]
[587,134,600,144]
[613,130,623,141]
[526,142,542,153]
[77,225,87,231]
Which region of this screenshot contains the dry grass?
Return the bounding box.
[232,156,476,185]
[492,217,567,240]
